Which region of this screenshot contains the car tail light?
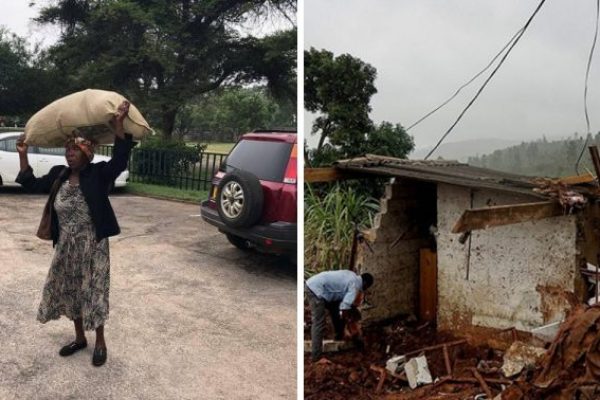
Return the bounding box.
[283,144,297,184]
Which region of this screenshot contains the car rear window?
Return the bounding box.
[225,139,292,182]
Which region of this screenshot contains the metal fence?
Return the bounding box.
[97,145,227,191]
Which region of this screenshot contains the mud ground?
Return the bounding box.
[0,188,297,400]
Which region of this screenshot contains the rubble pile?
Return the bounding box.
[532,179,588,211]
[502,305,600,400]
[305,305,600,399]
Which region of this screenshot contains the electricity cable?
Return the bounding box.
[425,0,548,160]
[575,0,600,174]
[406,27,524,132]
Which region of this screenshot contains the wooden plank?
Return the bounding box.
[451,201,564,234]
[419,248,437,323]
[558,172,595,185]
[304,167,346,183]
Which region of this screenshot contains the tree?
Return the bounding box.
[35,0,297,138]
[178,86,295,141]
[0,28,64,120]
[305,48,414,165]
[366,122,414,159]
[305,47,376,152]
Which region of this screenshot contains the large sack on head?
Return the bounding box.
[24,89,152,147]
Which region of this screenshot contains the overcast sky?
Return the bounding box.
[0,1,58,48]
[305,0,600,150]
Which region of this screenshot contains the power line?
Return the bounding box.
[425,0,547,160]
[575,0,600,174]
[406,27,524,132]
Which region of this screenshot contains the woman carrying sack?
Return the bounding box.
[15,101,134,367]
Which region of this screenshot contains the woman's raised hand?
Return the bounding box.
[16,134,28,155]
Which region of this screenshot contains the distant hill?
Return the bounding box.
[410,138,520,162]
[467,134,600,177]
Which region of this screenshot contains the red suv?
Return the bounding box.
[200,130,297,256]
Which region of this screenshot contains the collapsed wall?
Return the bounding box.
[359,180,582,332]
[358,181,431,322]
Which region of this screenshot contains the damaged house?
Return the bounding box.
[312,155,600,335]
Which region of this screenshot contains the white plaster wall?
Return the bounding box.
[437,184,578,332]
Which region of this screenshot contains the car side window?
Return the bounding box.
[4,138,17,152]
[38,147,65,156]
[0,139,5,151]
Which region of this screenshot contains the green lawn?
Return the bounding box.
[187,142,235,154]
[124,182,209,203]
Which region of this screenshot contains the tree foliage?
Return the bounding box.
[35,0,297,138]
[177,86,295,141]
[0,29,64,121]
[305,47,375,152]
[305,48,414,165]
[468,133,600,177]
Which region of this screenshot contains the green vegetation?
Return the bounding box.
[124,182,208,203]
[177,86,296,142]
[2,1,296,139]
[304,183,380,278]
[203,143,235,154]
[468,133,600,177]
[305,48,414,166]
[132,137,204,186]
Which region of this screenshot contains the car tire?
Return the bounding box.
[216,170,263,228]
[226,234,253,251]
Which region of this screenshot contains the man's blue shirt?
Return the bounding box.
[306,270,362,310]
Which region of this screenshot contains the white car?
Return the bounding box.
[0,132,129,188]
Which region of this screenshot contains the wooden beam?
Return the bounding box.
[452,201,564,234]
[304,167,347,183]
[589,146,600,181]
[419,248,437,323]
[558,172,596,185]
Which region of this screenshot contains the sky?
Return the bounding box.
[305,0,600,151]
[0,1,59,48]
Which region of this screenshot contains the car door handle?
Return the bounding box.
[39,158,50,162]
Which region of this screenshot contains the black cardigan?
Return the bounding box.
[16,134,135,246]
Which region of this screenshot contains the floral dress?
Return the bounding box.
[37,181,110,331]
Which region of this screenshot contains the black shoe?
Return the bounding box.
[92,346,107,367]
[59,340,87,357]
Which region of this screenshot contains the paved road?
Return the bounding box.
[0,189,297,400]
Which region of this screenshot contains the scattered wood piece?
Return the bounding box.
[403,339,467,359]
[443,345,452,376]
[370,365,387,394]
[471,368,493,399]
[449,376,513,385]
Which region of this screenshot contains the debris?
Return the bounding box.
[385,355,407,375]
[501,341,546,378]
[404,355,433,389]
[304,339,354,354]
[369,365,387,394]
[477,359,501,375]
[471,367,493,399]
[535,305,600,388]
[531,320,561,343]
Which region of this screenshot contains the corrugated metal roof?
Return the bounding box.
[334,155,547,198]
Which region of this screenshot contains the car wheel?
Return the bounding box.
[216,170,263,228]
[226,234,253,251]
